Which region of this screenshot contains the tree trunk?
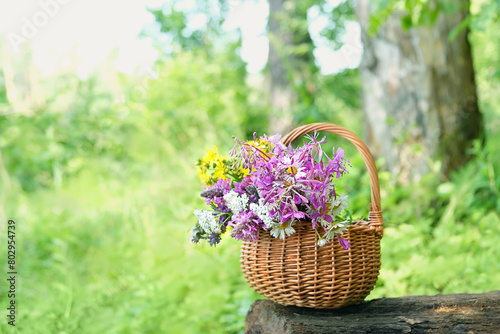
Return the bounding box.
[356,0,483,182]
[267,0,316,135]
[268,0,294,134]
[245,291,500,334]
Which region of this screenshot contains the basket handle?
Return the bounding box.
[281,123,383,233]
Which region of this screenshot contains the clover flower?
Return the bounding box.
[229,210,263,242]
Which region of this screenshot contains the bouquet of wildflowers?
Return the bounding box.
[191,132,352,249]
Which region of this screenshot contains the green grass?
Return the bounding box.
[1,122,499,333]
[0,155,260,333]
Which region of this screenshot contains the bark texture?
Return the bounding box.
[356,0,483,182]
[268,0,294,134]
[245,290,500,334]
[267,0,316,134]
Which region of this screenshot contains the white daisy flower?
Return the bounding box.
[270,222,296,239]
[323,221,349,241]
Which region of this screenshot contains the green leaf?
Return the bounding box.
[401,14,413,30]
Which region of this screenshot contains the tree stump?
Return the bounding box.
[245,291,500,334]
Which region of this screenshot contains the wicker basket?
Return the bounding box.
[240,123,383,309]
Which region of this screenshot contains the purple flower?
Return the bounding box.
[337,235,350,250]
[200,178,232,212]
[233,133,348,228]
[194,131,351,248]
[229,211,264,242]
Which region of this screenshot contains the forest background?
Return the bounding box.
[0,0,499,333]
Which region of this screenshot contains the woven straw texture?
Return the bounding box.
[240,123,383,309]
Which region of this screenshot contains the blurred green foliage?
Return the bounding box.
[369,0,500,37]
[0,0,499,333]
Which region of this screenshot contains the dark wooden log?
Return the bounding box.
[245,291,500,334]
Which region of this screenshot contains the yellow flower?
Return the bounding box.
[202,146,219,165]
[213,161,228,180]
[248,138,271,154]
[239,166,249,178]
[239,139,272,174]
[196,144,251,185]
[197,168,210,186]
